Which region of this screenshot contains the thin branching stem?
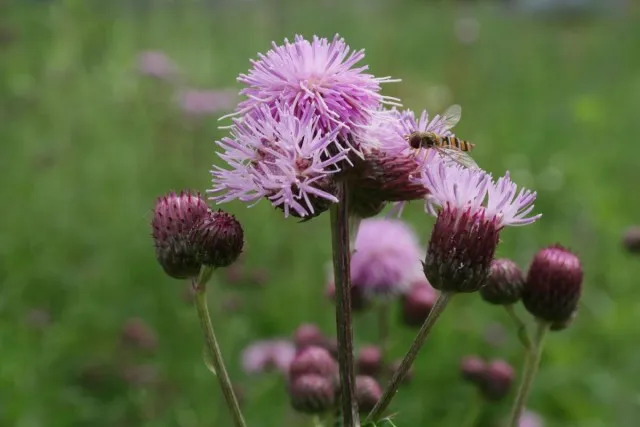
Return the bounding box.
[504,304,532,350]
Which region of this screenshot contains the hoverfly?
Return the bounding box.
[404,104,479,169]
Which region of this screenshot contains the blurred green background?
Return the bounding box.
[3,0,640,426]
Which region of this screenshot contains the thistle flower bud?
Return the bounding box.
[151,191,210,279]
[288,346,338,381]
[522,244,583,323]
[622,226,640,254]
[479,359,514,401]
[293,323,326,351]
[288,374,336,414]
[356,345,383,377]
[190,209,244,269]
[550,309,577,332]
[460,355,487,385]
[480,258,525,305]
[355,375,383,414]
[401,283,437,327]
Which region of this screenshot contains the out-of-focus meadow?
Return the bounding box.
[2,0,640,426]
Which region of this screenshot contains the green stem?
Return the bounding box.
[504,304,532,350]
[329,180,359,427]
[365,292,454,423]
[461,392,483,427]
[193,267,247,427]
[507,320,549,427]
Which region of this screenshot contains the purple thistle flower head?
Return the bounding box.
[418,160,541,293]
[519,410,545,427]
[350,218,423,299]
[137,51,178,80]
[241,339,296,376]
[210,102,349,219]
[227,34,399,148]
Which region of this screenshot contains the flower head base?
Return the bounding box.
[522,244,583,324]
[230,34,399,147]
[288,374,336,414]
[350,218,424,299]
[151,191,210,279]
[420,160,541,293]
[480,258,525,305]
[190,210,244,269]
[210,103,347,218]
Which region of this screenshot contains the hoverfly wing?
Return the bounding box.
[439,104,462,131]
[435,146,479,169]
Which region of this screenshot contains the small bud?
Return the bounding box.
[121,318,158,352]
[522,244,583,323]
[288,374,336,414]
[387,359,414,384]
[151,191,210,279]
[460,355,487,385]
[356,345,383,377]
[401,284,437,327]
[622,226,640,253]
[550,309,578,332]
[355,375,383,414]
[480,259,525,305]
[293,324,326,351]
[241,340,296,376]
[479,360,514,401]
[289,346,338,382]
[190,210,244,269]
[321,337,339,360]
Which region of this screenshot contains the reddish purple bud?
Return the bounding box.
[293,324,326,351]
[190,209,244,269]
[622,226,640,254]
[151,191,210,279]
[288,346,338,382]
[288,374,336,414]
[356,345,383,377]
[121,318,158,352]
[386,359,414,384]
[522,244,583,323]
[355,375,383,414]
[401,283,437,327]
[460,355,487,385]
[480,258,525,305]
[424,208,499,293]
[479,359,514,401]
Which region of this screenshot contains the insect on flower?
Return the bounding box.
[404,104,479,169]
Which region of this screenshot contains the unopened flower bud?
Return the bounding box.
[190,209,244,269]
[289,346,338,381]
[355,375,383,414]
[622,226,640,254]
[550,309,578,332]
[480,258,525,305]
[522,244,583,323]
[356,345,383,377]
[460,355,487,385]
[293,323,325,351]
[288,374,336,414]
[401,284,437,327]
[151,191,210,279]
[479,359,514,401]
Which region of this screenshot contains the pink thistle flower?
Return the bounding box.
[347,107,454,216]
[210,102,348,218]
[350,218,423,299]
[137,51,178,80]
[226,34,399,146]
[241,339,296,376]
[519,410,545,427]
[418,160,541,293]
[177,89,238,116]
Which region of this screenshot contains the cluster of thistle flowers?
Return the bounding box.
[137,51,237,116]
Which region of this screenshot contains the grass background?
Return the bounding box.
[2,0,640,426]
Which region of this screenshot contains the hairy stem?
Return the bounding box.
[193,267,247,427]
[504,304,532,350]
[365,292,454,423]
[330,180,360,427]
[507,320,549,427]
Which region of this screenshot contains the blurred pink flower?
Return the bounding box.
[177,89,238,116]
[519,410,544,427]
[350,218,423,298]
[241,339,296,375]
[137,51,177,80]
